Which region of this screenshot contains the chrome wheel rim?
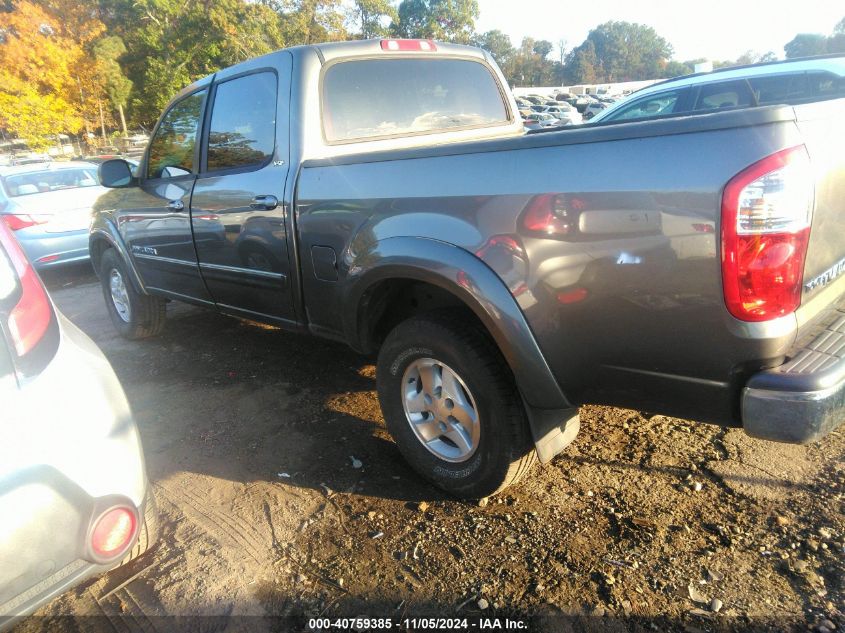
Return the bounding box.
[401,358,480,463]
[109,269,131,323]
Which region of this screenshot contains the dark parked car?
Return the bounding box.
[90,39,845,499]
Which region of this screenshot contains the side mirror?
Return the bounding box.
[99,159,135,188]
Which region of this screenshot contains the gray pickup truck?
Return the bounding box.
[91,40,845,498]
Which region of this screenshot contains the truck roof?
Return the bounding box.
[175,39,491,102]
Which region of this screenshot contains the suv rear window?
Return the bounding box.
[322,58,509,143]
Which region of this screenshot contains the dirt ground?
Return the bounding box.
[17,264,845,632]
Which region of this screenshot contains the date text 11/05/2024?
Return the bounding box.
[308,617,528,630]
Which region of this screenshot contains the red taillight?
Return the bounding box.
[91,507,137,558]
[0,222,52,355]
[721,145,814,322]
[2,214,47,231]
[522,194,574,236]
[380,39,437,52]
[557,287,589,304]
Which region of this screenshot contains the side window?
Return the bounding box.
[206,72,277,172]
[748,73,807,105]
[693,81,754,111]
[808,72,845,100]
[147,90,206,179]
[605,90,684,121]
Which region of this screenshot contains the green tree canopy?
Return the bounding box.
[391,0,479,44]
[784,33,828,58]
[352,0,398,38]
[568,21,673,82]
[473,29,514,75]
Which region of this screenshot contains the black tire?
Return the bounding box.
[376,312,536,499]
[99,248,166,339]
[122,488,159,564]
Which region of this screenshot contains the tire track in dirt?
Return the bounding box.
[155,482,269,565]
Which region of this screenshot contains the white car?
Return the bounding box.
[534,105,583,125]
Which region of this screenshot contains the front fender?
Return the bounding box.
[89,218,146,295]
[343,236,570,411]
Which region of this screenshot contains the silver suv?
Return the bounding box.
[591,54,845,123]
[0,222,156,629]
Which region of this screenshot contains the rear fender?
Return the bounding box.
[343,236,578,462]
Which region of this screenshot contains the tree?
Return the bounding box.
[473,29,514,76]
[276,0,347,45]
[391,0,478,44]
[532,39,552,59]
[0,0,102,148]
[662,60,693,78]
[352,0,397,38]
[509,37,558,87]
[784,33,828,58]
[93,36,132,136]
[568,21,672,82]
[121,0,291,125]
[564,39,599,84]
[734,50,777,65]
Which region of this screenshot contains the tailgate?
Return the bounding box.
[796,99,845,305]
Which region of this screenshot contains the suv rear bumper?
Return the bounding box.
[742,299,845,443]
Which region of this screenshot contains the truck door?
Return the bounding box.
[119,88,213,304]
[190,52,295,325]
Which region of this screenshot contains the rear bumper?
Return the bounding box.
[15,229,89,269]
[0,485,156,630]
[742,299,845,443]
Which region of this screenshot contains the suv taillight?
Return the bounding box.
[721,145,814,322]
[0,221,53,356]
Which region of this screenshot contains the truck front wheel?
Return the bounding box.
[99,248,166,339]
[376,312,536,499]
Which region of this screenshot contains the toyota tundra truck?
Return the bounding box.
[89,40,845,498]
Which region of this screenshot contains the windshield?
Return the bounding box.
[3,168,99,197]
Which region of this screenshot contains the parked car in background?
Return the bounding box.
[590,54,845,124]
[0,221,156,629]
[0,161,106,269]
[583,101,608,119]
[534,104,583,125]
[529,112,561,128]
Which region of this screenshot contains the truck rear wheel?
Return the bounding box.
[99,248,166,339]
[376,312,536,499]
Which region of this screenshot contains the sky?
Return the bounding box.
[474,0,844,62]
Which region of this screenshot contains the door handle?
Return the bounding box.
[250,195,278,211]
[167,200,184,211]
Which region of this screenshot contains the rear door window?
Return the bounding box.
[693,80,754,111]
[748,73,808,105]
[808,72,845,100]
[322,58,509,142]
[206,72,277,172]
[147,90,206,179]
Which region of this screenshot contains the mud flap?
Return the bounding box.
[522,401,581,464]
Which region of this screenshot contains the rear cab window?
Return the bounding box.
[321,58,510,143]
